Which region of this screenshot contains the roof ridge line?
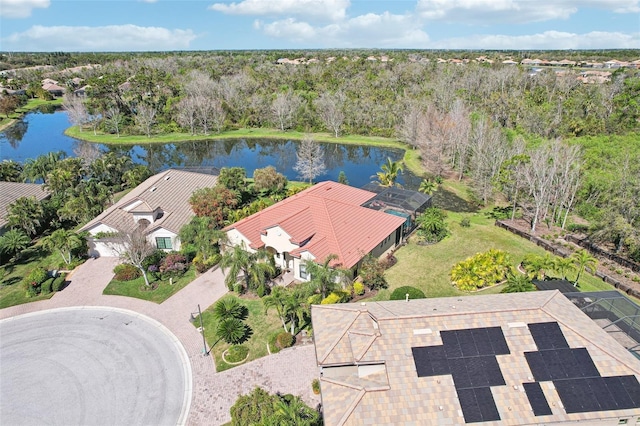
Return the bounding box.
[319,311,363,364]
[321,198,346,266]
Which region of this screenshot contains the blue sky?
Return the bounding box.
[0,0,639,51]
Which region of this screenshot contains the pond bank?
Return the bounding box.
[64,126,425,178]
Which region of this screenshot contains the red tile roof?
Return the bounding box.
[224,181,405,269]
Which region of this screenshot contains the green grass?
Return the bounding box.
[0,246,70,309]
[0,98,63,131]
[102,267,196,303]
[196,294,284,372]
[378,210,619,301]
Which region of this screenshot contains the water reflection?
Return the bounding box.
[1,109,419,189]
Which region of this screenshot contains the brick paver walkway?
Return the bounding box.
[0,258,320,425]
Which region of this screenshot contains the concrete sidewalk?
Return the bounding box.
[0,258,320,425]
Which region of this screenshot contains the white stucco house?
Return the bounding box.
[223,181,406,282]
[80,169,218,257]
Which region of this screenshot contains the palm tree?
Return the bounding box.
[376,157,403,187]
[264,286,306,335]
[0,228,31,260]
[41,229,86,265]
[220,243,276,292]
[501,272,536,293]
[271,395,321,426]
[216,317,249,345]
[419,179,437,195]
[22,151,65,183]
[6,196,44,236]
[304,254,347,299]
[213,297,247,321]
[179,216,225,261]
[553,257,575,281]
[570,249,598,286]
[521,253,555,280]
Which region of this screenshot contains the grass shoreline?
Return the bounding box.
[64,126,425,178]
[0,98,63,132]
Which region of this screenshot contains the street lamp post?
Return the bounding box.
[190,304,209,356]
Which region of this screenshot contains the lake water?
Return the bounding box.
[0,108,419,189]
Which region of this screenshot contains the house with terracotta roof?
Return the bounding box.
[223,181,406,282]
[312,291,640,425]
[80,169,218,257]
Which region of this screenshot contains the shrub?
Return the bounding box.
[52,274,66,292]
[484,206,511,220]
[233,283,244,294]
[27,267,48,286]
[321,290,350,304]
[416,208,449,243]
[226,345,249,363]
[113,263,141,281]
[567,223,590,233]
[160,253,188,278]
[40,278,52,295]
[360,255,388,290]
[460,217,471,228]
[275,332,295,349]
[180,244,198,262]
[353,281,365,296]
[142,250,166,271]
[312,378,321,394]
[193,253,221,274]
[256,284,267,297]
[390,286,426,300]
[450,249,512,292]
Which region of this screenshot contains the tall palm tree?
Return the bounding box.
[220,243,276,292]
[264,286,306,335]
[304,254,347,299]
[6,196,44,237]
[553,257,575,281]
[570,249,598,286]
[376,157,403,187]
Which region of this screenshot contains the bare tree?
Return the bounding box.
[176,96,198,135]
[315,91,345,137]
[521,142,559,232]
[134,103,156,137]
[271,90,302,131]
[110,226,156,287]
[63,94,88,131]
[294,135,326,184]
[397,100,423,148]
[469,118,510,205]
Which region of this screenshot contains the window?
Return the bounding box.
[156,237,172,250]
[299,263,308,280]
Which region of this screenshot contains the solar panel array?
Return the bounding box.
[524,321,640,415]
[412,321,640,423]
[412,326,510,423]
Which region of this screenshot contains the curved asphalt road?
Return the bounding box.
[0,307,191,426]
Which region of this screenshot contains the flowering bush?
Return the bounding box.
[113,263,142,281]
[160,253,188,278]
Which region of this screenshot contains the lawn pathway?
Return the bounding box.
[0,257,320,425]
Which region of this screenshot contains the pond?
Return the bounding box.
[0,109,420,189]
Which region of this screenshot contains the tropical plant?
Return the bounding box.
[501,272,536,293]
[303,254,347,299]
[218,167,247,192]
[230,387,277,426]
[216,317,250,345]
[376,157,403,187]
[416,208,449,243]
[213,297,247,321]
[450,249,512,291]
[570,249,598,286]
[220,244,276,292]
[521,253,555,280]
[263,286,305,335]
[419,179,437,195]
[41,229,87,266]
[179,216,225,261]
[6,196,44,236]
[0,228,30,261]
[270,394,321,426]
[359,254,387,290]
[553,257,575,281]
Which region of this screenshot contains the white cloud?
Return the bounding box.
[0,0,50,18]
[2,25,198,51]
[258,12,429,47]
[416,0,639,24]
[139,0,159,3]
[433,30,640,49]
[209,0,349,22]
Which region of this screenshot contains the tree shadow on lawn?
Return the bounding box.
[431,187,479,213]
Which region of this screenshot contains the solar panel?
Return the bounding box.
[457,329,480,357]
[525,351,551,382]
[441,331,463,359]
[619,375,640,406]
[466,357,489,388]
[471,328,494,356]
[475,387,500,422]
[457,388,482,423]
[449,357,472,389]
[528,322,569,350]
[556,348,582,378]
[523,382,552,416]
[604,376,634,409]
[482,356,506,386]
[572,348,600,378]
[486,327,510,355]
[586,377,618,411]
[554,379,584,413]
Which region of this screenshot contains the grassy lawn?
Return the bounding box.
[196,294,285,372]
[102,266,197,303]
[378,210,618,301]
[0,246,70,309]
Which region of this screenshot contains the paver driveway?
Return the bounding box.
[0,257,320,425]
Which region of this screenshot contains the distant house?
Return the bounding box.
[42,82,65,97]
[0,182,50,235]
[80,169,218,257]
[223,181,406,281]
